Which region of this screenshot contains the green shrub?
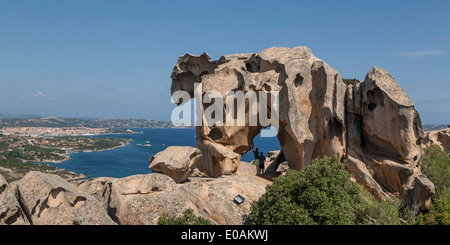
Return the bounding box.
[415,144,450,225]
[249,155,401,225]
[355,186,402,225]
[421,144,449,191]
[157,209,213,225]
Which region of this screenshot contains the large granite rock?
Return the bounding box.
[149,146,201,183]
[170,47,434,210]
[346,67,434,211]
[16,171,116,225]
[0,174,29,225]
[171,47,346,176]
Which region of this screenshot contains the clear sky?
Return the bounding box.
[0,0,449,124]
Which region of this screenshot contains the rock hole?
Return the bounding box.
[245,62,253,72]
[208,128,222,141]
[151,187,159,192]
[368,103,377,111]
[73,196,87,208]
[4,209,25,225]
[294,74,304,88]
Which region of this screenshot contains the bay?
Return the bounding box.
[44,128,280,179]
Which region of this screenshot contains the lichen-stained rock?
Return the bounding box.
[149,146,201,183]
[0,174,30,225]
[16,171,116,225]
[346,67,434,211]
[421,127,450,153]
[171,47,346,176]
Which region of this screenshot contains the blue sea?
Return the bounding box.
[44,128,280,178]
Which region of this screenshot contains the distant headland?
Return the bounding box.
[0,116,191,129]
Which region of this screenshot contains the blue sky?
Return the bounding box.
[0,0,449,124]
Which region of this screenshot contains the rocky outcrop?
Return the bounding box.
[72,172,270,225]
[421,127,450,153]
[16,171,116,225]
[345,67,434,211]
[170,47,434,210]
[0,174,29,225]
[2,170,269,225]
[179,175,270,225]
[172,47,346,177]
[149,146,201,183]
[107,173,196,225]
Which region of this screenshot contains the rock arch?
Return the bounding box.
[170,47,434,210]
[171,47,346,176]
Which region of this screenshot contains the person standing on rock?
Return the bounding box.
[251,146,261,174]
[258,152,266,174]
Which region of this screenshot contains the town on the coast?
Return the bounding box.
[0,126,131,182]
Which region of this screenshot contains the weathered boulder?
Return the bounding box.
[346,67,434,210]
[149,146,201,183]
[108,173,203,225]
[16,171,116,225]
[0,174,30,225]
[171,47,346,176]
[421,127,450,153]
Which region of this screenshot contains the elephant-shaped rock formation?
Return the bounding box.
[170,46,434,210]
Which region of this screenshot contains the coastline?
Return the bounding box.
[31,139,133,164]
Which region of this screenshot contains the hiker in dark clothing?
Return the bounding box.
[251,146,259,160]
[258,152,265,174]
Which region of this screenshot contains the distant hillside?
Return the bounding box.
[0,117,182,129]
[423,124,448,131]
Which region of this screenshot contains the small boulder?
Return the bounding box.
[149,146,201,183]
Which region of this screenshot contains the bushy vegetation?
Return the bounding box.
[249,155,401,225]
[415,144,449,225]
[157,209,213,225]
